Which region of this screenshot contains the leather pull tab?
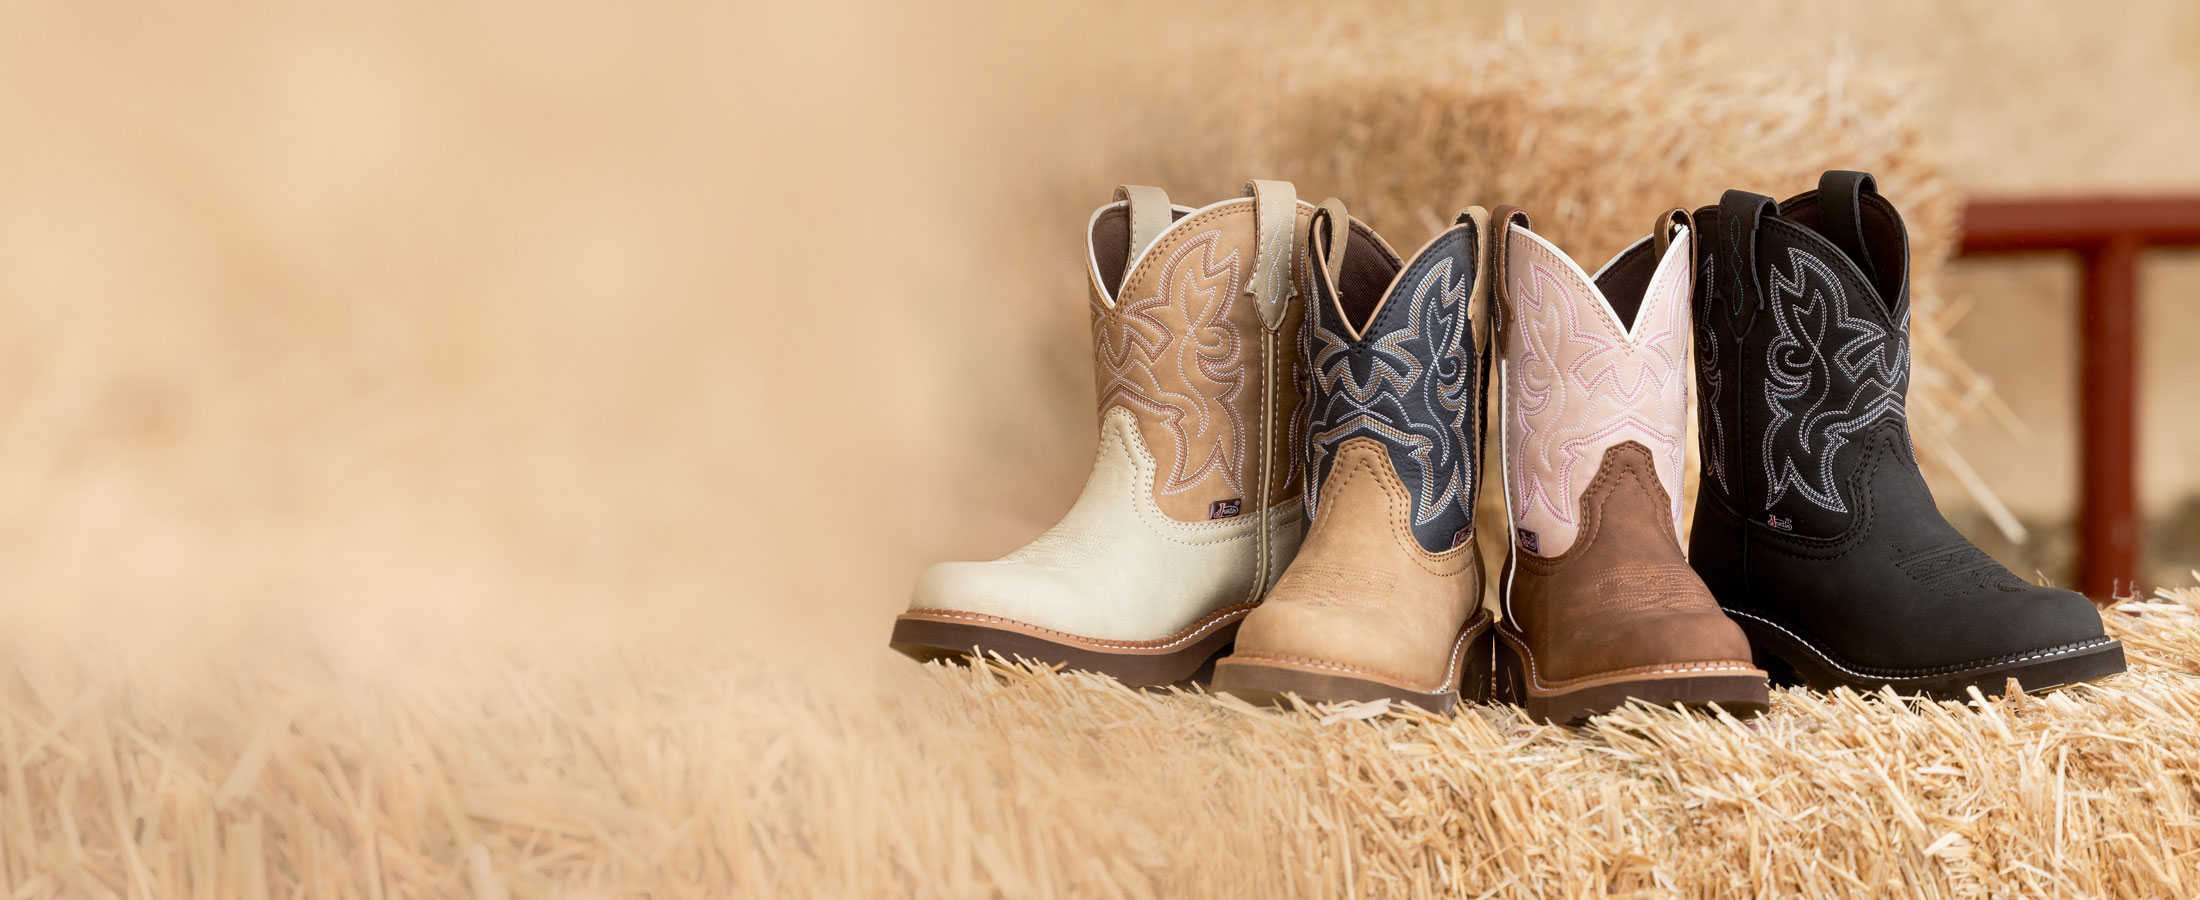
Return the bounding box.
[1244,179,1299,331]
[1487,205,1532,341]
[1312,198,1350,297]
[1818,170,1879,287]
[1652,208,1691,260]
[1717,190,1778,316]
[1113,185,1172,282]
[1455,206,1493,359]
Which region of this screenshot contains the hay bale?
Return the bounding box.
[5,585,2198,897]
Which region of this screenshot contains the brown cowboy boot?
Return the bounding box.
[1491,207,1770,724]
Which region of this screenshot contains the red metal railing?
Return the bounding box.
[1959,197,2200,601]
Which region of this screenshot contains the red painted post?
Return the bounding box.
[1958,196,2200,602]
[2077,236,2140,599]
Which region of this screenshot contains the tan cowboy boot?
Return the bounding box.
[1213,201,1498,712]
[891,182,1320,685]
[1492,207,1770,724]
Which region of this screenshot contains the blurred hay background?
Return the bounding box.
[0,0,2196,896]
[10,587,2200,898]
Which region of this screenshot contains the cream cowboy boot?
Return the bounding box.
[892,182,1327,685]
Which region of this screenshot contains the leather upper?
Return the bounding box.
[910,407,1299,641]
[1087,194,1308,526]
[1302,218,1482,554]
[1502,443,1755,685]
[1688,171,2109,672]
[1501,224,1693,557]
[1230,439,1481,690]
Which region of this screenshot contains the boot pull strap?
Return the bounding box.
[1716,189,1778,316]
[1487,205,1533,344]
[1244,179,1299,331]
[1454,206,1494,362]
[1310,198,1351,301]
[1817,170,1880,288]
[1113,185,1172,282]
[1652,207,1692,260]
[1456,205,1496,519]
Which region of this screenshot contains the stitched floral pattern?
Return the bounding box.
[1695,254,1733,496]
[1091,228,1249,501]
[1505,233,1691,556]
[1760,246,1909,514]
[1303,250,1477,546]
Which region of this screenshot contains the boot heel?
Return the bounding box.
[1491,630,1529,707]
[1730,614,1809,689]
[1457,622,1497,704]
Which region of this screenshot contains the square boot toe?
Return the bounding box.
[907,559,1082,631]
[1231,595,1461,691]
[1534,610,1757,684]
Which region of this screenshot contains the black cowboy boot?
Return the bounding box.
[1689,170,2124,699]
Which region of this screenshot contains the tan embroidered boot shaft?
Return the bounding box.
[891,182,1317,685]
[1492,207,1770,724]
[1214,202,1497,712]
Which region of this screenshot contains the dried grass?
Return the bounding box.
[6,585,2200,898]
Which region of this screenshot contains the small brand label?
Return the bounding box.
[1209,499,1241,520]
[1517,529,1539,553]
[1451,527,1470,549]
[1765,513,1793,531]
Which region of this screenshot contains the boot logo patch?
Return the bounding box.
[1765,513,1793,531]
[1760,247,1909,515]
[1208,498,1241,519]
[1517,529,1539,553]
[1452,527,1471,549]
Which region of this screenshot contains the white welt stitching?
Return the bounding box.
[1724,609,2116,681]
[1503,628,1757,690]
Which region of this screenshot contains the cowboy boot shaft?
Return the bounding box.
[1090,190,1310,528]
[1500,220,1693,559]
[1689,176,1917,541]
[1300,215,1482,553]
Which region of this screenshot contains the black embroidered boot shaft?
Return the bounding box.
[1688,170,2125,699]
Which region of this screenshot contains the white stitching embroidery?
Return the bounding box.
[1724,608,2116,681]
[1759,246,1907,514]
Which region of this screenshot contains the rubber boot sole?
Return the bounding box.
[1492,628,1770,725]
[888,604,1253,687]
[1208,610,1496,714]
[1725,608,2127,701]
